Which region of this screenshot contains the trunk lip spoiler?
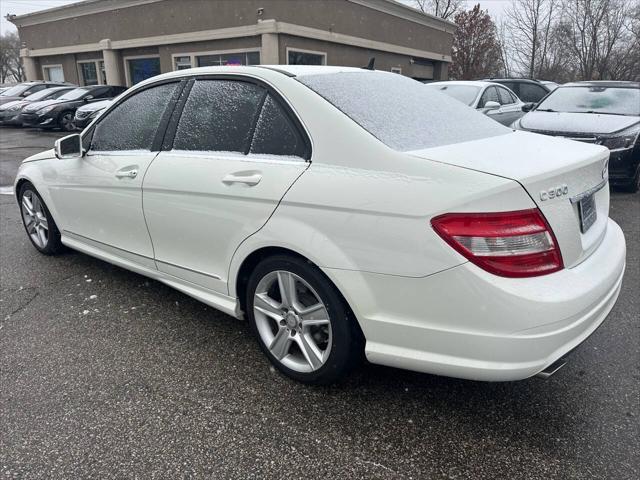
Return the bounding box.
[570,178,608,204]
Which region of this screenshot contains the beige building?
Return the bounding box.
[9,0,454,87]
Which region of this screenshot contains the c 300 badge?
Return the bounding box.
[540,184,569,201]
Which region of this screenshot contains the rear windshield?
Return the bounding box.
[297,71,508,151]
[537,86,640,116]
[427,84,481,106]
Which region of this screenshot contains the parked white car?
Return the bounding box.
[15,66,625,384]
[427,80,528,126]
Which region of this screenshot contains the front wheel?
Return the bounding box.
[246,255,362,385]
[19,183,64,255]
[58,111,75,131]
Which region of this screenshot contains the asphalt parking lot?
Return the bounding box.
[0,126,638,479]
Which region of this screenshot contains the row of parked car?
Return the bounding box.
[427,78,640,192]
[0,81,125,131]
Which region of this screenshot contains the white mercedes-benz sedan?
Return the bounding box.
[15,66,626,385]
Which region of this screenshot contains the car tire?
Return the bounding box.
[246,254,363,385]
[58,111,75,132]
[18,182,65,255]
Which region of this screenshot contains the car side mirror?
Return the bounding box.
[522,102,535,112]
[84,95,94,102]
[21,92,31,97]
[54,134,83,159]
[482,101,500,111]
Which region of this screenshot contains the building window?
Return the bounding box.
[175,56,192,70]
[287,48,326,65]
[126,57,161,85]
[80,61,99,85]
[78,60,106,86]
[196,51,260,67]
[391,67,402,74]
[43,65,64,82]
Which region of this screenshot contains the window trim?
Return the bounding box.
[171,48,261,71]
[85,78,186,153]
[164,74,312,161]
[286,47,327,66]
[123,54,161,87]
[42,64,64,82]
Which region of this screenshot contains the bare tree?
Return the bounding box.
[0,32,24,83]
[450,4,503,79]
[410,0,464,20]
[504,0,559,78]
[556,0,635,80]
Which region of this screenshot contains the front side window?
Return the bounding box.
[250,95,307,158]
[173,80,264,152]
[298,71,507,151]
[92,82,178,151]
[497,87,516,105]
[479,87,500,107]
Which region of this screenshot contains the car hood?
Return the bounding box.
[408,130,610,268]
[0,100,26,111]
[77,99,112,113]
[520,111,639,135]
[22,99,65,112]
[0,96,22,105]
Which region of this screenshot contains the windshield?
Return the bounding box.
[426,84,481,106]
[58,88,91,101]
[298,72,507,151]
[1,84,30,97]
[537,86,640,116]
[25,88,59,101]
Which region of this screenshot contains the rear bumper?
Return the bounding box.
[325,218,626,381]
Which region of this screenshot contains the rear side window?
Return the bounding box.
[250,95,306,158]
[92,82,178,151]
[173,80,264,152]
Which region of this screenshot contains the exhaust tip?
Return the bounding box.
[536,357,567,379]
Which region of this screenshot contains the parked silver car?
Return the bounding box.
[426,80,529,126]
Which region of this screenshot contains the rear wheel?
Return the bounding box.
[246,255,362,385]
[18,183,64,255]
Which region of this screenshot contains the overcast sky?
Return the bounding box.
[1,0,512,35]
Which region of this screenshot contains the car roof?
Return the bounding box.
[483,78,544,84]
[560,81,640,88]
[428,80,494,88]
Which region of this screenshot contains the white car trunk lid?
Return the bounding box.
[409,131,611,268]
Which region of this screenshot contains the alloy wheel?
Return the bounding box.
[253,270,332,373]
[21,190,49,249]
[61,112,75,131]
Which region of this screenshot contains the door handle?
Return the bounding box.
[115,168,138,179]
[222,172,262,186]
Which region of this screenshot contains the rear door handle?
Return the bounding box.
[115,167,138,179]
[222,172,262,186]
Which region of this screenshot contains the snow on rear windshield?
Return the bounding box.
[297,71,509,151]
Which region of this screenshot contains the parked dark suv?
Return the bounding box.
[21,85,127,131]
[0,81,71,106]
[483,78,552,103]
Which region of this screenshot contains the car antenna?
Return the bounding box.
[362,57,375,70]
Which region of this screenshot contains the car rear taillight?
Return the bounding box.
[431,209,563,278]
